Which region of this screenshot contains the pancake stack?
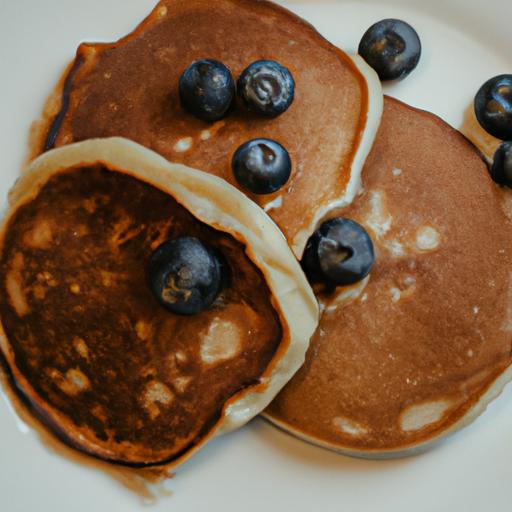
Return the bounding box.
[1,0,511,472]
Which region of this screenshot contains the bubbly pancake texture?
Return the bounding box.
[0,138,319,467]
[266,97,512,456]
[35,0,382,256]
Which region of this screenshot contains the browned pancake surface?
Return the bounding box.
[267,97,512,452]
[0,166,281,465]
[39,0,367,252]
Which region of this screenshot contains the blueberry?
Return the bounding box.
[358,19,421,81]
[302,218,375,287]
[474,75,512,140]
[179,60,235,122]
[237,60,295,117]
[232,138,291,195]
[490,141,512,187]
[148,237,222,315]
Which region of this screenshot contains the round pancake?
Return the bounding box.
[265,97,512,457]
[33,0,382,257]
[0,137,318,467]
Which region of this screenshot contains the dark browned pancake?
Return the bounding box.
[33,0,381,257]
[266,97,512,456]
[0,138,318,467]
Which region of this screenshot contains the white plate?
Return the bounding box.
[1,1,511,510]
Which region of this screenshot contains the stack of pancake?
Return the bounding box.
[1,0,511,471]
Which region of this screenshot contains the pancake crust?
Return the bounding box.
[0,138,319,467]
[0,166,281,465]
[34,0,380,256]
[266,97,512,455]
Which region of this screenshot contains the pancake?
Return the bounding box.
[32,0,382,257]
[265,97,512,457]
[0,137,318,467]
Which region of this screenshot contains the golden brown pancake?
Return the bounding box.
[266,97,512,457]
[0,138,318,467]
[33,0,382,257]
